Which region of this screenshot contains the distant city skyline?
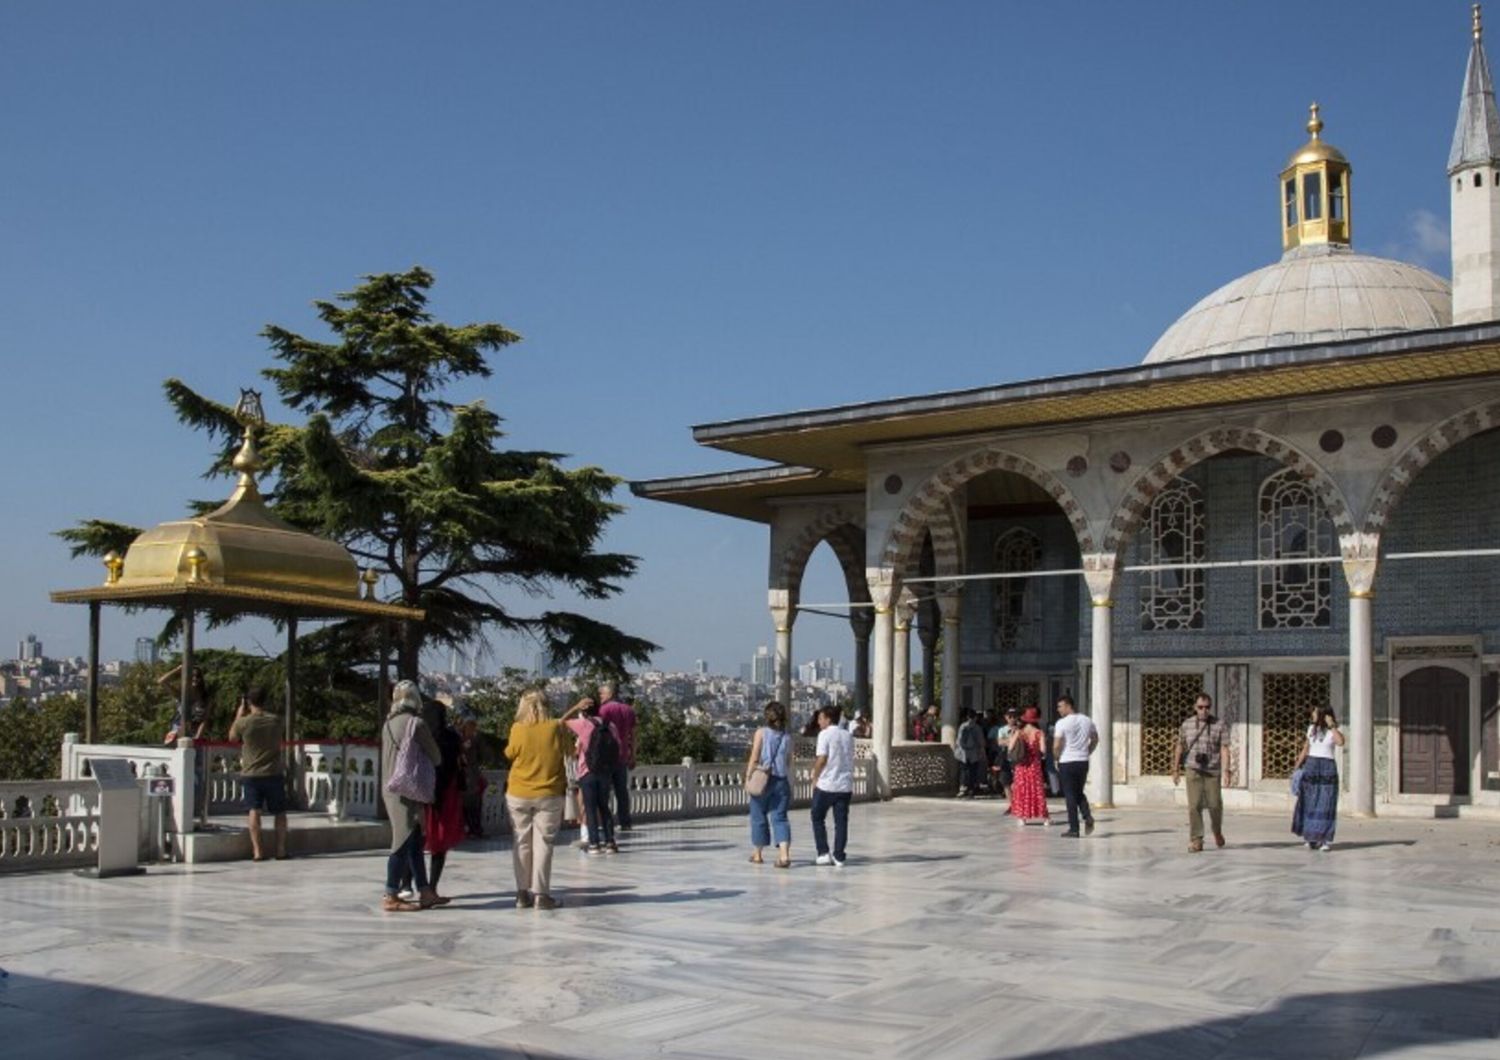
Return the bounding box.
[0,2,1474,674]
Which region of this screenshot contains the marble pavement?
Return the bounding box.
[1,801,1498,1059]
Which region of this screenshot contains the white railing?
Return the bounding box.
[61,736,195,839]
[0,780,100,872]
[477,753,885,834]
[300,743,381,818]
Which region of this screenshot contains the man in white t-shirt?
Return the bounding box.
[811,705,856,867]
[1051,695,1098,838]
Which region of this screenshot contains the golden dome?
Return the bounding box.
[1286,103,1348,167]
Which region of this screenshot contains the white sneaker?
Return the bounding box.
[396,888,417,901]
[832,857,846,869]
[814,854,832,866]
[1320,843,1332,852]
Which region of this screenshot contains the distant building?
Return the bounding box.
[695,659,708,675]
[134,637,159,665]
[750,645,773,688]
[18,634,41,662]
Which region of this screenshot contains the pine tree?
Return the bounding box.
[61,267,657,679]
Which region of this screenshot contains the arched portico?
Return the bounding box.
[1362,398,1500,539]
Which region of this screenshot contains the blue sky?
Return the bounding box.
[0,2,1480,674]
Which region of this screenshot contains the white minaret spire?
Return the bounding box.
[1451,4,1500,323]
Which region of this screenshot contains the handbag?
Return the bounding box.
[744,764,771,797]
[385,714,436,804]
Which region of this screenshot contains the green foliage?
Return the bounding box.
[59,267,658,689]
[634,702,717,765]
[0,697,82,780]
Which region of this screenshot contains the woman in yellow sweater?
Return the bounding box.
[504,690,587,910]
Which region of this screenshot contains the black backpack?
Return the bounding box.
[585,717,621,774]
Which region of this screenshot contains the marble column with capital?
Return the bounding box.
[1343,538,1379,816]
[936,590,963,745]
[1082,555,1117,808]
[768,588,796,718]
[916,597,939,726]
[867,572,896,797]
[892,589,916,741]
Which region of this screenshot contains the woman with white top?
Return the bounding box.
[1291,705,1345,851]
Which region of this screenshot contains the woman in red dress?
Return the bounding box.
[1007,707,1050,825]
[422,701,467,899]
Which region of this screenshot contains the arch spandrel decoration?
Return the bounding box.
[879,449,1093,577]
[1363,399,1500,538]
[776,506,869,603]
[1101,426,1355,565]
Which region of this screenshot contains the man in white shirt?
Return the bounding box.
[811,705,856,867]
[1051,695,1098,838]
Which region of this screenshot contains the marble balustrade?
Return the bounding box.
[0,779,100,871]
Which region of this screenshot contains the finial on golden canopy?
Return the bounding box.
[361,568,379,600]
[230,388,267,488]
[103,551,123,585]
[1307,102,1323,140]
[185,547,208,583]
[1476,4,1484,42]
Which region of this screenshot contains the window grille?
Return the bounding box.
[1140,673,1205,775]
[993,528,1042,650]
[1258,468,1334,629]
[1140,476,1205,631]
[1261,672,1329,779]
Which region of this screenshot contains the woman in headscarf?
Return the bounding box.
[381,680,442,912]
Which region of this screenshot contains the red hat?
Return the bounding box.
[1020,707,1042,724]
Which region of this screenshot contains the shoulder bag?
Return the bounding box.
[385,714,436,804]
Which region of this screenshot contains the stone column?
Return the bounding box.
[769,588,796,717]
[917,597,939,723]
[1083,555,1117,808]
[850,607,873,721]
[892,589,916,740]
[868,572,896,797]
[936,591,962,745]
[1344,538,1379,816]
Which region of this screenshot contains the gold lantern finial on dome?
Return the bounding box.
[103,551,123,585]
[361,568,379,600]
[1281,102,1352,254]
[231,389,267,490]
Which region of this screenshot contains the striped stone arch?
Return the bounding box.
[879,448,1093,575]
[1363,399,1500,537]
[776,506,867,595]
[1101,426,1356,563]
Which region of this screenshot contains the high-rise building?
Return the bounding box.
[18,634,41,662]
[134,637,159,665]
[695,659,708,675]
[750,645,773,687]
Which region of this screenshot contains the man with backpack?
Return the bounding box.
[597,682,637,832]
[565,698,621,854]
[954,708,987,798]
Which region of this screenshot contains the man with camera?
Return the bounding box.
[1171,692,1230,853]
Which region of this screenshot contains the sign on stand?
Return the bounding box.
[76,757,145,879]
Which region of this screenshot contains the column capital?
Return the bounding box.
[865,566,897,610]
[767,587,798,629]
[934,588,963,621]
[1081,552,1118,607]
[1340,531,1380,596]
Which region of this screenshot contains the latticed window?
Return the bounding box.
[993,528,1041,650]
[1261,672,1330,779]
[992,681,1040,716]
[1140,673,1206,775]
[1140,476,1206,631]
[1258,468,1334,629]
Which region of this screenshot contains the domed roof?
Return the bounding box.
[1143,245,1452,365]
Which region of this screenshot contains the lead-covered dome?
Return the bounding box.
[1143,244,1452,364]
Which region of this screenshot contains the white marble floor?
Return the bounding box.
[1,800,1498,1059]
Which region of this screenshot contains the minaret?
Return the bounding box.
[1451,4,1500,323]
[1281,103,1352,255]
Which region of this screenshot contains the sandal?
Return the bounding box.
[382,895,421,913]
[774,858,791,869]
[748,854,764,864]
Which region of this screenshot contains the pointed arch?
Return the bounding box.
[879,448,1093,576]
[1363,398,1500,537]
[1101,426,1355,566]
[776,504,868,602]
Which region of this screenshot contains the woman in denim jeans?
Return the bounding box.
[745,700,793,868]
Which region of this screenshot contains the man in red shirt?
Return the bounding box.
[596,682,637,832]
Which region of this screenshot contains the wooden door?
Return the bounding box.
[1399,666,1470,796]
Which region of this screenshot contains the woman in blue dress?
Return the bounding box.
[745,701,793,868]
[1292,705,1345,851]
